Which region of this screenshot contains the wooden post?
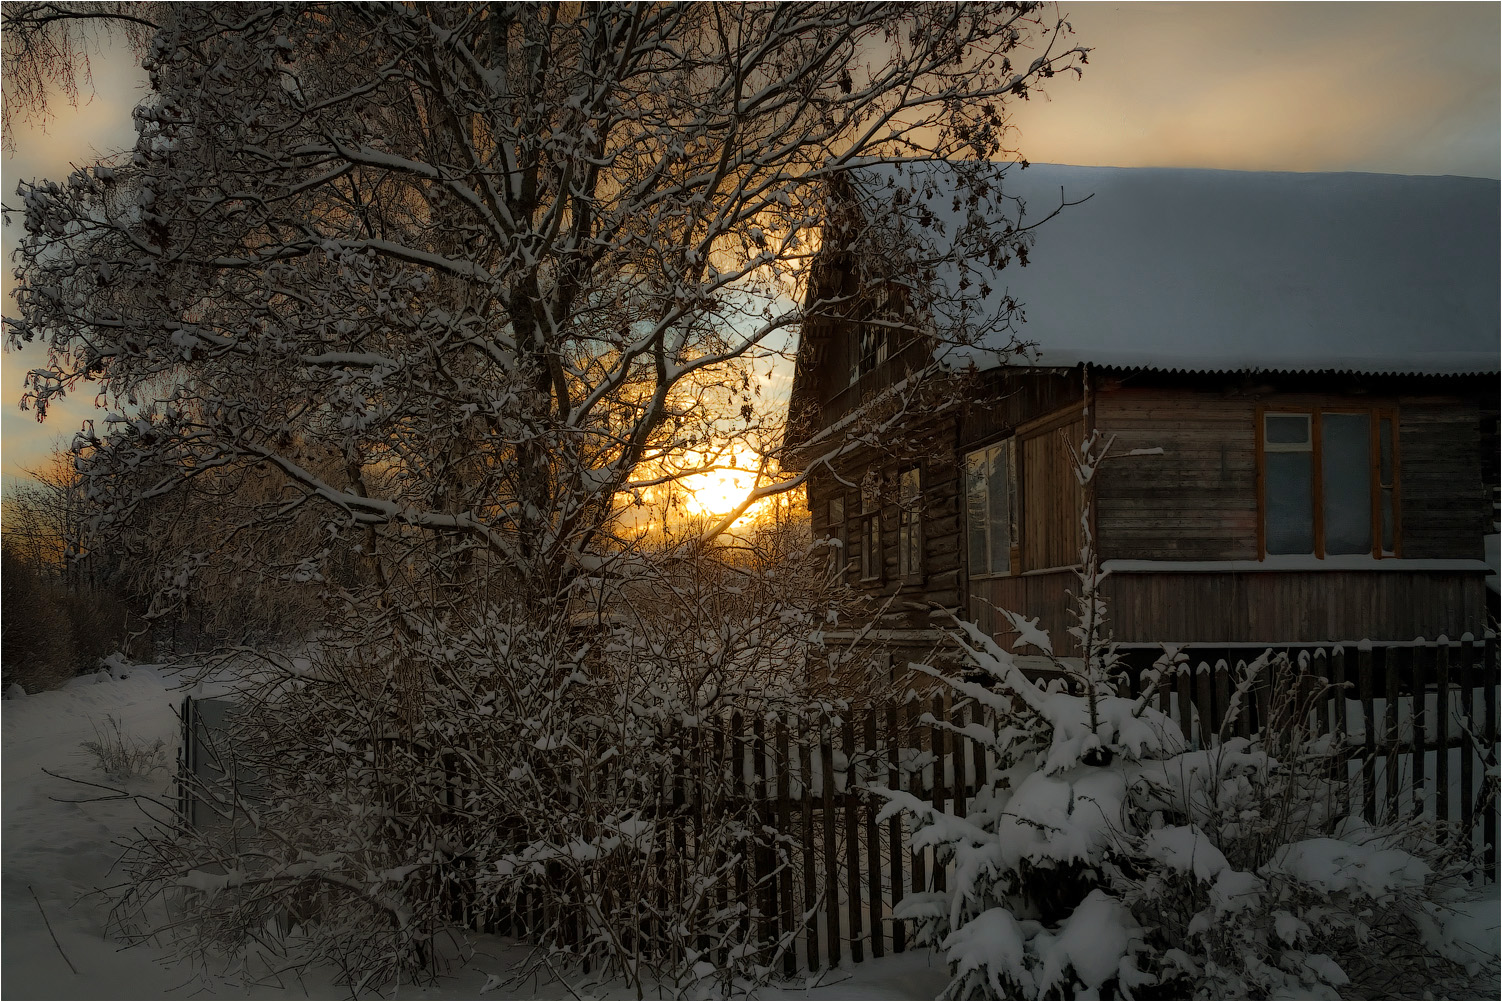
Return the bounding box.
[1436,644,1451,833]
[1358,646,1376,823]
[906,698,927,895]
[930,692,947,893]
[887,701,906,954]
[864,709,884,959]
[1411,646,1427,819]
[821,713,841,967]
[842,714,864,963]
[799,715,819,971]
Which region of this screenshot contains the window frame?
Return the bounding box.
[858,471,883,583]
[964,437,1019,579]
[825,496,847,583]
[1256,404,1401,560]
[897,464,924,584]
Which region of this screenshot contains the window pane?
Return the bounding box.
[1381,488,1395,554]
[1265,451,1314,554]
[965,453,988,573]
[1379,417,1394,487]
[1265,414,1311,446]
[988,445,1012,574]
[965,444,1013,575]
[828,497,844,525]
[1323,413,1372,555]
[900,467,919,506]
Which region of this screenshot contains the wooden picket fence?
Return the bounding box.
[450,637,1497,975]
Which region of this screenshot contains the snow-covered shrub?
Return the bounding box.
[878,623,1486,999]
[874,432,1484,999]
[83,714,168,780]
[113,529,842,995]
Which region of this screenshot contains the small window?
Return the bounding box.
[897,466,923,582]
[965,439,1016,576]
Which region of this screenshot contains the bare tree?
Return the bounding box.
[0,2,159,148]
[6,2,1085,633]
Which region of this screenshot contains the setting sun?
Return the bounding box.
[678,465,757,517]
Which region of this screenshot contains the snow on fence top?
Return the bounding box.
[845,162,1500,376]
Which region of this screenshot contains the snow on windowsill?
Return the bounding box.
[1100,556,1492,574]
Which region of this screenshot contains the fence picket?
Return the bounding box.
[952,698,968,820]
[798,714,819,971]
[864,710,884,959]
[1358,647,1376,823]
[886,701,906,954]
[930,693,947,892]
[1411,647,1427,819]
[843,715,864,963]
[1459,638,1476,864]
[1213,661,1231,742]
[752,715,772,961]
[907,698,927,896]
[821,713,841,967]
[1176,668,1194,744]
[776,716,796,978]
[1195,663,1215,747]
[1384,647,1401,822]
[1485,636,1497,881]
[1436,644,1451,833]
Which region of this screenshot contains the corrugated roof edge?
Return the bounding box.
[938,347,1501,378]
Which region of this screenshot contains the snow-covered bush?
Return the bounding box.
[113,528,842,995]
[83,714,168,781]
[877,622,1487,999]
[874,432,1484,999]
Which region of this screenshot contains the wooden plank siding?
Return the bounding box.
[969,568,1488,649]
[1020,418,1084,570]
[1093,389,1259,561]
[1399,400,1487,559]
[803,358,1494,663]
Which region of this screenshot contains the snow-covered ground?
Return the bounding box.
[2,663,952,1000]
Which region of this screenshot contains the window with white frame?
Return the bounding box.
[1261,409,1398,557]
[964,439,1017,576]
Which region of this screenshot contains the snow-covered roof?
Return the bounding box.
[849,163,1500,376]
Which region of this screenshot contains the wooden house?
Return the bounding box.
[785,164,1499,669]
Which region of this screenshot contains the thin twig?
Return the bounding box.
[29,885,79,976]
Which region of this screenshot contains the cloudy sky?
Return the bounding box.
[2,1,1498,482]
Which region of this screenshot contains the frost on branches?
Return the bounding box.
[872,435,1489,1000]
[5,1,1088,631]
